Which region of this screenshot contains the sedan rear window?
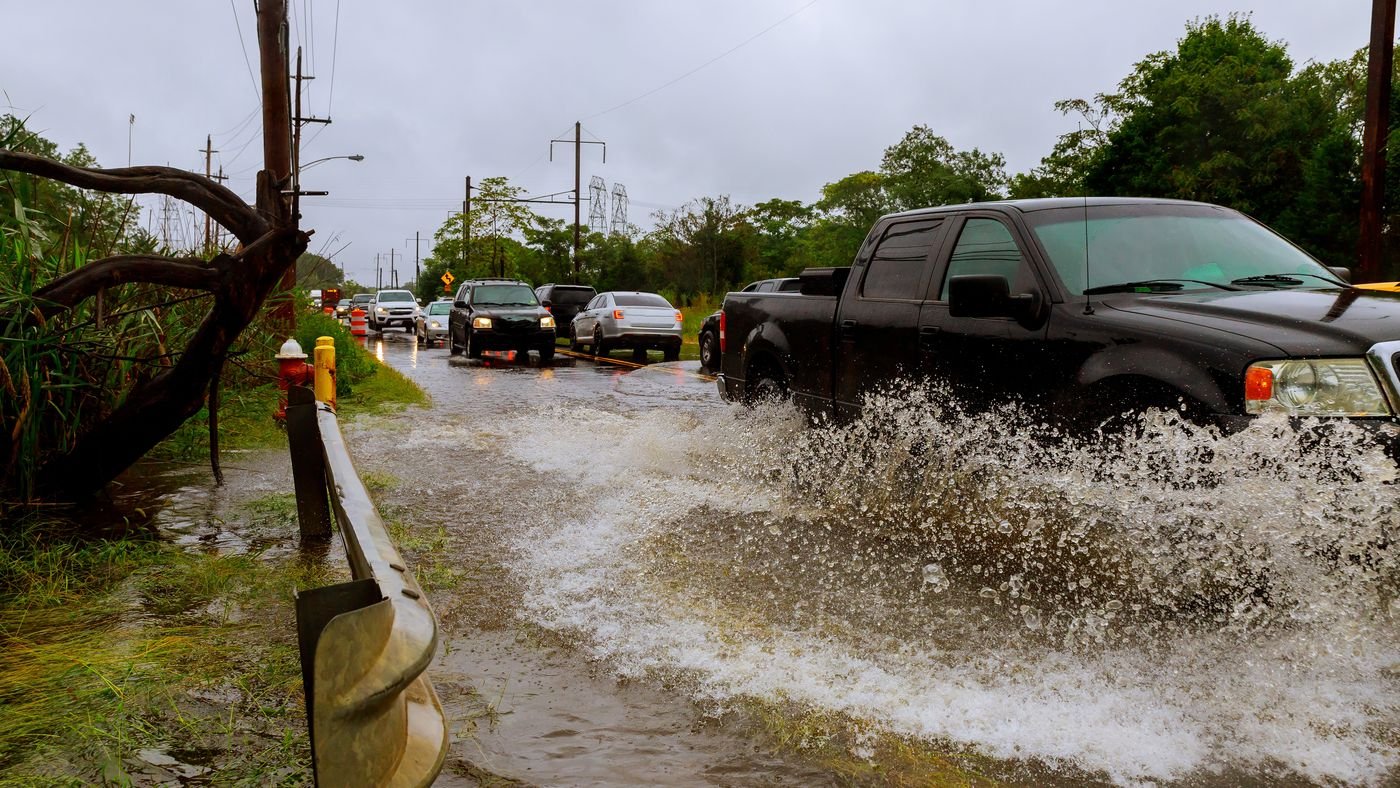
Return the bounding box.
[613,293,672,308]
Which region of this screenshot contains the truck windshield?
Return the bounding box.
[377,291,414,302]
[1024,204,1339,295]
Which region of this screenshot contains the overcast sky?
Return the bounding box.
[2,1,1385,287]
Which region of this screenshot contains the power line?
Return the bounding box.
[580,0,820,121]
[327,0,342,115]
[228,0,262,104]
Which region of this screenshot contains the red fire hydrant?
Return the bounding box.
[275,337,314,422]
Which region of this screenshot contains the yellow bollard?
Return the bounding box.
[314,336,337,412]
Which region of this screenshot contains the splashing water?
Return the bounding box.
[500,384,1399,785]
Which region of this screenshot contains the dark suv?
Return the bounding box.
[448,279,556,361]
[534,283,597,343]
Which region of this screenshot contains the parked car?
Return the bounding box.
[718,197,1400,453]
[534,284,597,341]
[698,278,801,369]
[416,300,453,347]
[368,289,420,332]
[448,279,556,361]
[571,291,683,361]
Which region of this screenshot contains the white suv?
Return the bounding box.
[369,289,420,332]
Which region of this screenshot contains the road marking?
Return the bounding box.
[555,347,716,382]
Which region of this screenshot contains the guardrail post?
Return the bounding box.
[286,384,333,539]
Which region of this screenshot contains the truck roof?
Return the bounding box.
[883,196,1224,222]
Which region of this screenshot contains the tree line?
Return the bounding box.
[407,15,1400,304]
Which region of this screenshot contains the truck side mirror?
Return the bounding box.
[454,300,468,309]
[541,299,553,308]
[948,274,1044,326]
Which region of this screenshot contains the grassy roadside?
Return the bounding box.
[0,320,427,784]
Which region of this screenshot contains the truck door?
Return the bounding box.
[833,217,947,415]
[920,214,1055,407]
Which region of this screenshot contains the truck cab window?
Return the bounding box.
[860,219,942,300]
[940,218,1033,300]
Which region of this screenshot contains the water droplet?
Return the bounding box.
[1105,599,1123,611]
[978,587,998,599]
[768,524,781,536]
[921,563,948,592]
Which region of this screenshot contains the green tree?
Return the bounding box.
[417,176,539,295]
[745,198,813,279]
[294,252,345,290]
[879,124,1008,209]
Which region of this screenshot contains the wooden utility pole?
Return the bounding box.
[201,134,218,254]
[573,121,581,281]
[259,0,294,327]
[463,175,471,270]
[1359,0,1397,283]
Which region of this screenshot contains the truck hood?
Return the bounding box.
[1107,287,1400,356]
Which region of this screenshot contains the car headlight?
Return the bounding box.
[1244,359,1391,416]
[472,316,493,329]
[429,320,441,329]
[540,315,556,329]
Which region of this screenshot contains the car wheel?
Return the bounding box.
[570,327,583,352]
[466,330,483,359]
[663,343,681,362]
[593,327,609,357]
[747,365,789,405]
[539,344,555,363]
[699,331,717,368]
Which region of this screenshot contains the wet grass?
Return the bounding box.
[0,495,338,785]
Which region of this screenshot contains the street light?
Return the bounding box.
[299,153,365,172]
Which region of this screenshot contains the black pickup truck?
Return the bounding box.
[717,197,1400,438]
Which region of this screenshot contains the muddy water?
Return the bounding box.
[359,332,1399,786]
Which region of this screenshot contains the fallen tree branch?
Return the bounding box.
[0,150,268,244]
[33,254,224,316]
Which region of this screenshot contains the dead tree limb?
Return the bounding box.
[33,254,225,316]
[0,150,268,243]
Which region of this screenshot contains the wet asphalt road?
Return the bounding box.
[343,331,833,787]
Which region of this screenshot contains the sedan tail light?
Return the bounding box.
[613,309,625,320]
[719,310,726,353]
[674,310,684,324]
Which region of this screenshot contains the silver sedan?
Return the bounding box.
[570,291,683,361]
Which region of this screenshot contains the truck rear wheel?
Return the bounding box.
[747,363,788,405]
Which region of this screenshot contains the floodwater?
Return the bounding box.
[349,331,1398,786]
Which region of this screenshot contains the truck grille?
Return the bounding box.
[496,316,537,335]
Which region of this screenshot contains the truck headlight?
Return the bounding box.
[1244,359,1391,416]
[472,316,493,329]
[376,306,387,314]
[540,315,556,329]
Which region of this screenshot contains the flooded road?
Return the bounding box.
[350,331,1399,786]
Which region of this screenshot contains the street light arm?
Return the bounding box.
[299,154,365,172]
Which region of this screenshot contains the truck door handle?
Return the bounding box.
[839,319,858,338]
[919,325,940,349]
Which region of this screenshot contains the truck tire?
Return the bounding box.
[449,330,463,356]
[699,331,717,368]
[747,363,788,404]
[538,344,555,363]
[467,331,483,359]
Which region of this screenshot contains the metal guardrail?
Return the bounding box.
[286,385,448,787]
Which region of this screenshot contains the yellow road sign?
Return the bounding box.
[440,271,455,286]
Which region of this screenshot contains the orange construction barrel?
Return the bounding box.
[350,307,368,338]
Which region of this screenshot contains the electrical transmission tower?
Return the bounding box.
[587,176,608,234]
[609,183,628,235]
